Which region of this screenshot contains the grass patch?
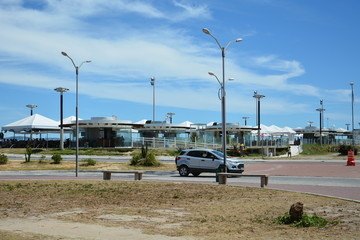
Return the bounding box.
[301,144,335,155]
[0,159,176,171]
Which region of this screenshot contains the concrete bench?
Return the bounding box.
[217,173,269,187]
[102,171,143,181]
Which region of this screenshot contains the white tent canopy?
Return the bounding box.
[2,114,60,133]
[61,116,81,125]
[252,124,296,135]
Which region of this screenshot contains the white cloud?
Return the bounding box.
[0,0,336,121]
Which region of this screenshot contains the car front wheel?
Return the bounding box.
[179,165,189,177]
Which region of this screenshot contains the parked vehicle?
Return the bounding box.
[175,149,244,177]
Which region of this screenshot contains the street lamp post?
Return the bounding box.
[203,28,242,173]
[350,82,355,148]
[167,112,175,124]
[316,100,325,145]
[61,52,91,177]
[208,72,234,171]
[242,116,250,126]
[26,104,38,116]
[253,91,265,146]
[54,87,69,150]
[150,77,155,121]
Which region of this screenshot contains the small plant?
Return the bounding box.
[0,154,8,164]
[130,144,160,167]
[274,212,337,228]
[141,151,160,166]
[81,158,97,166]
[25,145,32,163]
[51,153,62,164]
[38,155,47,164]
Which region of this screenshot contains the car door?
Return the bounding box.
[186,150,203,169]
[199,151,220,170]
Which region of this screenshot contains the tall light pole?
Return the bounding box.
[208,72,234,171]
[61,51,91,177]
[316,100,325,145]
[350,82,355,148]
[242,116,250,126]
[203,28,242,173]
[54,87,69,150]
[253,91,265,146]
[26,104,38,116]
[167,112,175,124]
[150,77,155,121]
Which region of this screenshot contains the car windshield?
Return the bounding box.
[211,150,224,158]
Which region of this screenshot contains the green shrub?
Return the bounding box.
[51,153,62,164]
[338,145,358,155]
[141,151,160,166]
[81,158,97,166]
[0,154,8,164]
[130,147,160,167]
[274,212,337,228]
[130,152,142,166]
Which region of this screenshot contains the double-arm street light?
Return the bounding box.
[316,100,325,145]
[26,104,38,116]
[54,87,69,150]
[61,51,91,177]
[203,28,242,172]
[208,71,234,171]
[253,91,265,146]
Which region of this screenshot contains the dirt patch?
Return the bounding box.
[0,217,197,240]
[0,181,359,240]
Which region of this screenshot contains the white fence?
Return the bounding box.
[130,137,222,150]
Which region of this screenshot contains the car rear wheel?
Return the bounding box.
[179,165,189,177]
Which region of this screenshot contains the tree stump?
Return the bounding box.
[289,202,303,222]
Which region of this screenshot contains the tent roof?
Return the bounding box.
[2,114,60,132]
[251,124,296,135]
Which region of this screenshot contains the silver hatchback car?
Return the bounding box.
[175,149,244,177]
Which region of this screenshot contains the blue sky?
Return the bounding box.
[0,0,359,135]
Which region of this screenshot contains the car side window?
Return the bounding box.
[187,151,201,157]
[205,152,216,159]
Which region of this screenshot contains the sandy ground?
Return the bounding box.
[0,211,201,240]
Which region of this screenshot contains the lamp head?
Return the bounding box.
[202,28,210,35]
[85,60,91,63]
[61,52,68,57]
[208,72,214,76]
[228,78,235,81]
[235,38,243,42]
[350,82,354,86]
[54,87,69,93]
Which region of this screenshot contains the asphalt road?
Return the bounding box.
[1,155,359,202]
